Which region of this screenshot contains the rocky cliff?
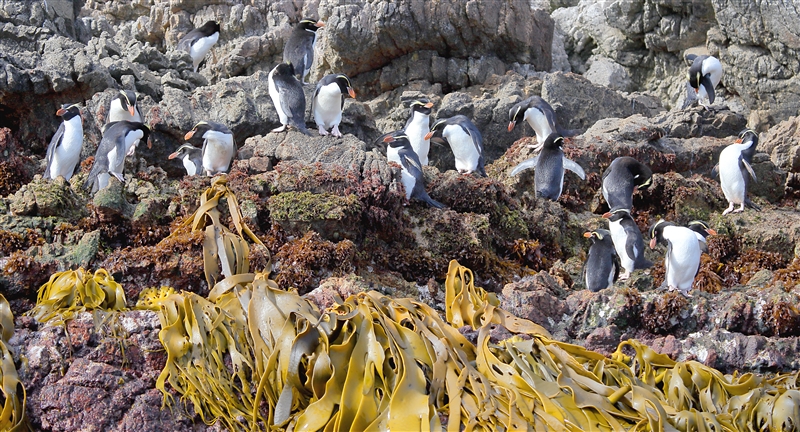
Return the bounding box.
[1,0,800,430]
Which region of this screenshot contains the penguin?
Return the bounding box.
[686,220,717,254]
[713,129,761,215]
[312,73,356,137]
[268,63,311,136]
[603,209,652,280]
[384,131,444,208]
[107,90,142,124]
[649,219,702,297]
[44,103,83,181]
[177,20,221,73]
[167,143,203,176]
[84,121,150,194]
[425,115,486,176]
[510,133,585,201]
[686,54,723,106]
[602,156,653,212]
[507,96,559,151]
[184,121,235,176]
[282,19,324,84]
[403,99,435,165]
[583,229,620,292]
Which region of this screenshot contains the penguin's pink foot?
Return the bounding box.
[271,125,287,133]
[722,203,735,215]
[331,125,343,137]
[318,125,329,136]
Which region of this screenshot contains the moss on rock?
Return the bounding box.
[268,191,363,241]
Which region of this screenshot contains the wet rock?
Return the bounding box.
[92,177,134,218]
[500,271,569,332]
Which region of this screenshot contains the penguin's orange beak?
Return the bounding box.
[706,228,717,236]
[128,106,136,117]
[601,212,612,219]
[383,135,394,143]
[583,232,593,238]
[56,108,67,116]
[424,131,434,140]
[185,130,196,140]
[316,21,325,28]
[348,87,356,99]
[168,151,179,160]
[507,121,516,132]
[734,138,743,144]
[649,238,657,249]
[424,102,433,108]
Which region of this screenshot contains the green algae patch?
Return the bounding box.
[268,191,363,240]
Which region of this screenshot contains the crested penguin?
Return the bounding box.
[177,20,221,73]
[384,132,444,208]
[507,96,559,151]
[185,121,235,176]
[45,103,83,181]
[84,121,150,194]
[603,209,652,280]
[268,63,311,136]
[510,133,585,201]
[168,143,203,176]
[686,54,723,106]
[404,99,434,165]
[649,219,702,297]
[283,19,324,84]
[686,220,717,254]
[425,115,486,176]
[714,129,761,215]
[583,229,620,292]
[602,156,653,212]
[312,73,356,137]
[108,90,142,124]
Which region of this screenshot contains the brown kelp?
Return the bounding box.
[0,295,30,431]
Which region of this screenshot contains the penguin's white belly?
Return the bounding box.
[268,70,289,125]
[404,116,430,166]
[663,227,701,291]
[525,108,553,143]
[702,57,723,88]
[50,121,83,180]
[183,156,199,176]
[203,138,234,174]
[400,169,415,200]
[313,87,343,129]
[719,145,746,204]
[190,33,219,68]
[608,219,634,273]
[444,126,479,172]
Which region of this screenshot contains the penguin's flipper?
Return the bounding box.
[416,191,445,209]
[612,251,621,283]
[44,123,66,176]
[563,157,586,180]
[510,156,539,176]
[685,53,698,65]
[741,158,757,182]
[745,197,762,211]
[701,74,716,104]
[711,163,720,179]
[109,171,125,182]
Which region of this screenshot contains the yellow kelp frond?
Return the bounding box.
[0,295,31,431]
[134,286,176,311]
[29,268,127,325]
[175,175,268,288]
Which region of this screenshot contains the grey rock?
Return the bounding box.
[584,56,632,92]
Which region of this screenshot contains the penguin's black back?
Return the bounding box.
[534,134,566,200]
[602,156,652,211]
[585,231,618,292]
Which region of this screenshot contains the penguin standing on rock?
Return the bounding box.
[602,156,653,212]
[108,90,142,124]
[185,121,235,176]
[583,229,620,292]
[84,121,150,194]
[603,209,652,280]
[425,115,486,176]
[649,219,702,297]
[312,73,356,137]
[686,220,717,254]
[507,96,560,151]
[713,129,761,215]
[167,144,203,176]
[384,132,444,209]
[686,54,723,107]
[177,21,221,73]
[283,19,324,84]
[404,99,435,165]
[45,103,83,181]
[268,63,311,135]
[510,133,585,201]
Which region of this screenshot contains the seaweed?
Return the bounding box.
[641,291,690,335]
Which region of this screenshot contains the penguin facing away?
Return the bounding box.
[713,129,761,215]
[177,20,221,73]
[583,229,620,292]
[84,121,150,194]
[384,131,444,209]
[185,121,235,176]
[404,99,434,165]
[686,54,723,106]
[268,63,311,136]
[603,209,652,280]
[108,90,142,125]
[602,156,653,212]
[283,19,324,84]
[686,220,717,254]
[167,143,203,176]
[45,103,83,181]
[425,115,486,176]
[507,96,559,151]
[510,133,585,201]
[312,73,356,137]
[649,219,702,297]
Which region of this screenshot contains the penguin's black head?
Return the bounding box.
[168,143,201,160]
[383,131,411,148]
[507,102,527,132]
[56,103,81,121]
[424,118,448,142]
[298,19,324,32]
[687,57,707,92]
[626,158,653,190]
[736,129,758,145]
[583,228,611,243]
[334,74,356,99]
[687,220,717,239]
[197,21,221,35]
[273,63,295,77]
[542,133,564,150]
[117,90,138,117]
[185,121,232,141]
[601,208,630,223]
[648,219,674,249]
[409,99,434,116]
